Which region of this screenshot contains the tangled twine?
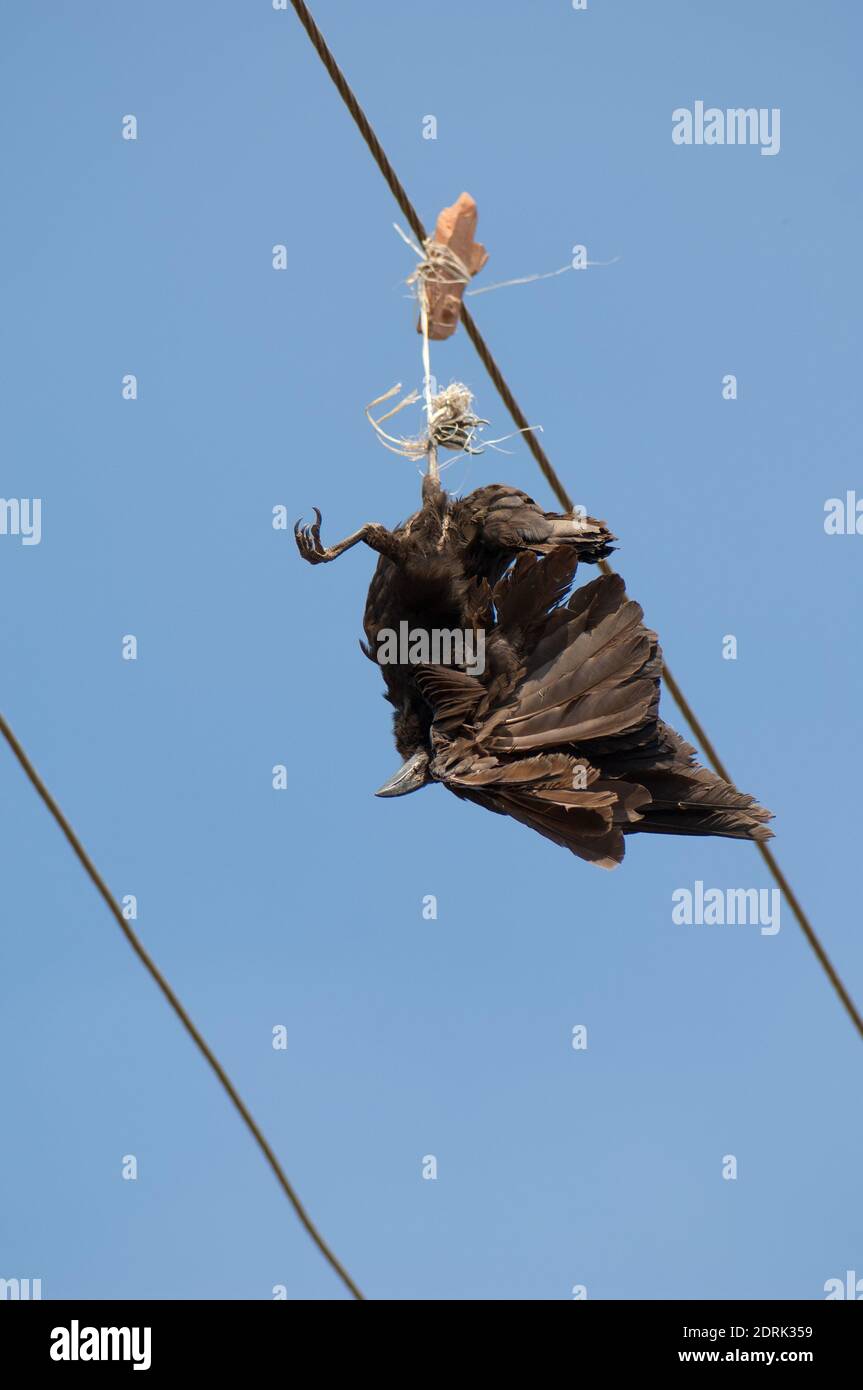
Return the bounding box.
[374,226,548,474]
[408,236,472,293]
[394,221,471,291]
[366,381,489,461]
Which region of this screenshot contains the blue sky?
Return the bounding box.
[1,0,861,1301]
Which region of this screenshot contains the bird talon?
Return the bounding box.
[294,507,329,564]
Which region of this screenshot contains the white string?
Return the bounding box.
[467,257,621,295]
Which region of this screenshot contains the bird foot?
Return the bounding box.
[294,508,331,564]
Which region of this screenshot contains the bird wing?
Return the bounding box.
[416,560,772,864]
[485,572,660,752]
[451,485,614,564]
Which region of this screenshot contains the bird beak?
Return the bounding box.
[375,750,430,798]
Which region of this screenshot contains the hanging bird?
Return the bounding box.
[295,477,772,866]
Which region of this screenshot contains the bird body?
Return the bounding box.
[296,478,772,866]
[356,476,615,759]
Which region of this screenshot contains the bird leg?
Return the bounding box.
[294,509,402,565]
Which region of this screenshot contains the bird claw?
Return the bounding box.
[294,507,329,564]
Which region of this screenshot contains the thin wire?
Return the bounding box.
[0,711,365,1300]
[288,0,863,1042]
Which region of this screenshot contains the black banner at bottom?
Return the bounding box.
[1,1298,859,1372]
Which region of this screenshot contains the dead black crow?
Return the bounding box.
[295,477,772,866]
